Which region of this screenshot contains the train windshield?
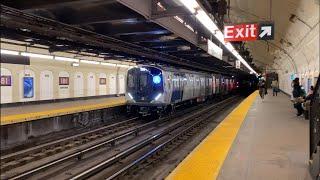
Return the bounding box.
[127,66,163,102]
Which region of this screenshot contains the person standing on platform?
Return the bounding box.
[258,78,266,100]
[271,80,279,96]
[292,78,304,116]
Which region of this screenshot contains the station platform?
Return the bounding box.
[0,96,126,126]
[167,91,311,180]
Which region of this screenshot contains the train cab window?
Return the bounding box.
[128,74,135,88]
[140,73,148,88]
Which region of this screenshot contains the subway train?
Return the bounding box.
[125,65,236,115]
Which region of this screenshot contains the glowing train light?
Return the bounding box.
[153,75,161,84]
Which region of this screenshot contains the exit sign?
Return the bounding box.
[224,22,274,42]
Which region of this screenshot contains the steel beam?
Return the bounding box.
[117,0,200,46]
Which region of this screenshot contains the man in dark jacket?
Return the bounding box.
[292,78,304,116]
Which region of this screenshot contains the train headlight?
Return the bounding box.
[153,75,161,84]
[154,93,162,101]
[128,93,134,100]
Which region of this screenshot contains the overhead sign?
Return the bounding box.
[207,40,223,60]
[224,22,274,41]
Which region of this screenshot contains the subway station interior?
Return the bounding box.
[0,0,319,179]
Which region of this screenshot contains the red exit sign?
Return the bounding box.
[224,22,274,42]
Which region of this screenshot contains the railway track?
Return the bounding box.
[0,117,140,175]
[70,97,238,180]
[1,96,235,180]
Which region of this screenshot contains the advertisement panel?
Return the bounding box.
[23,77,34,98]
[0,76,11,86]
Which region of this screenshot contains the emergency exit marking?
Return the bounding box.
[224,22,274,41]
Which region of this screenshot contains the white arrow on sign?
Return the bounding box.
[259,26,272,38]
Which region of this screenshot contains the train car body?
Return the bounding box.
[126,65,234,115]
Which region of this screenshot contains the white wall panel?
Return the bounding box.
[74,72,84,97]
[40,70,53,100]
[118,74,125,94]
[87,72,96,96]
[109,74,116,94]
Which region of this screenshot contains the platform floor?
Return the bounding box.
[218,93,311,180]
[167,91,311,180]
[1,96,126,125]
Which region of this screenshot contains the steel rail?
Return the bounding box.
[105,97,236,179]
[70,97,236,180]
[6,97,219,180]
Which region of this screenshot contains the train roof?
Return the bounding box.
[136,65,226,77]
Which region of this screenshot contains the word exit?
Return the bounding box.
[224,22,274,42]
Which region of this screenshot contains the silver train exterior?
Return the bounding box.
[125,65,235,115]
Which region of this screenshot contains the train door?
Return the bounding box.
[189,74,194,98]
[74,72,84,97]
[200,77,205,96]
[40,70,53,100]
[194,75,200,97]
[216,77,220,94]
[208,76,213,96]
[171,74,181,103]
[212,75,216,94]
[109,74,117,94]
[87,72,96,96]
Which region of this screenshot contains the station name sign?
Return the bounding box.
[224,22,274,42]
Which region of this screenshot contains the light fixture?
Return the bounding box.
[21,52,54,59]
[71,62,80,67]
[80,59,100,64]
[117,64,130,68]
[0,49,20,55]
[100,62,117,67]
[54,56,79,62]
[128,93,134,100]
[154,93,162,101]
[177,0,257,75]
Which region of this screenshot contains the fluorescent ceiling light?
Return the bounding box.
[71,62,80,67]
[0,49,20,55]
[178,0,198,13]
[117,64,130,68]
[100,62,117,67]
[177,0,257,75]
[174,16,184,23]
[55,56,79,62]
[21,52,53,59]
[80,59,100,64]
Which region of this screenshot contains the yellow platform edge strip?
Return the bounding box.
[166,91,258,180]
[1,99,126,126]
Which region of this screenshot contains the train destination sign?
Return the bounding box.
[224,22,274,42]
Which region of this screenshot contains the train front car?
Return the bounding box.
[126,66,165,116]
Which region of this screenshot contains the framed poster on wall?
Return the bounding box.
[59,77,69,85]
[23,77,34,98]
[99,78,106,85]
[0,76,11,86]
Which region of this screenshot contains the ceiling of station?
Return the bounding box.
[3,0,316,75]
[225,0,319,70]
[1,0,245,75]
